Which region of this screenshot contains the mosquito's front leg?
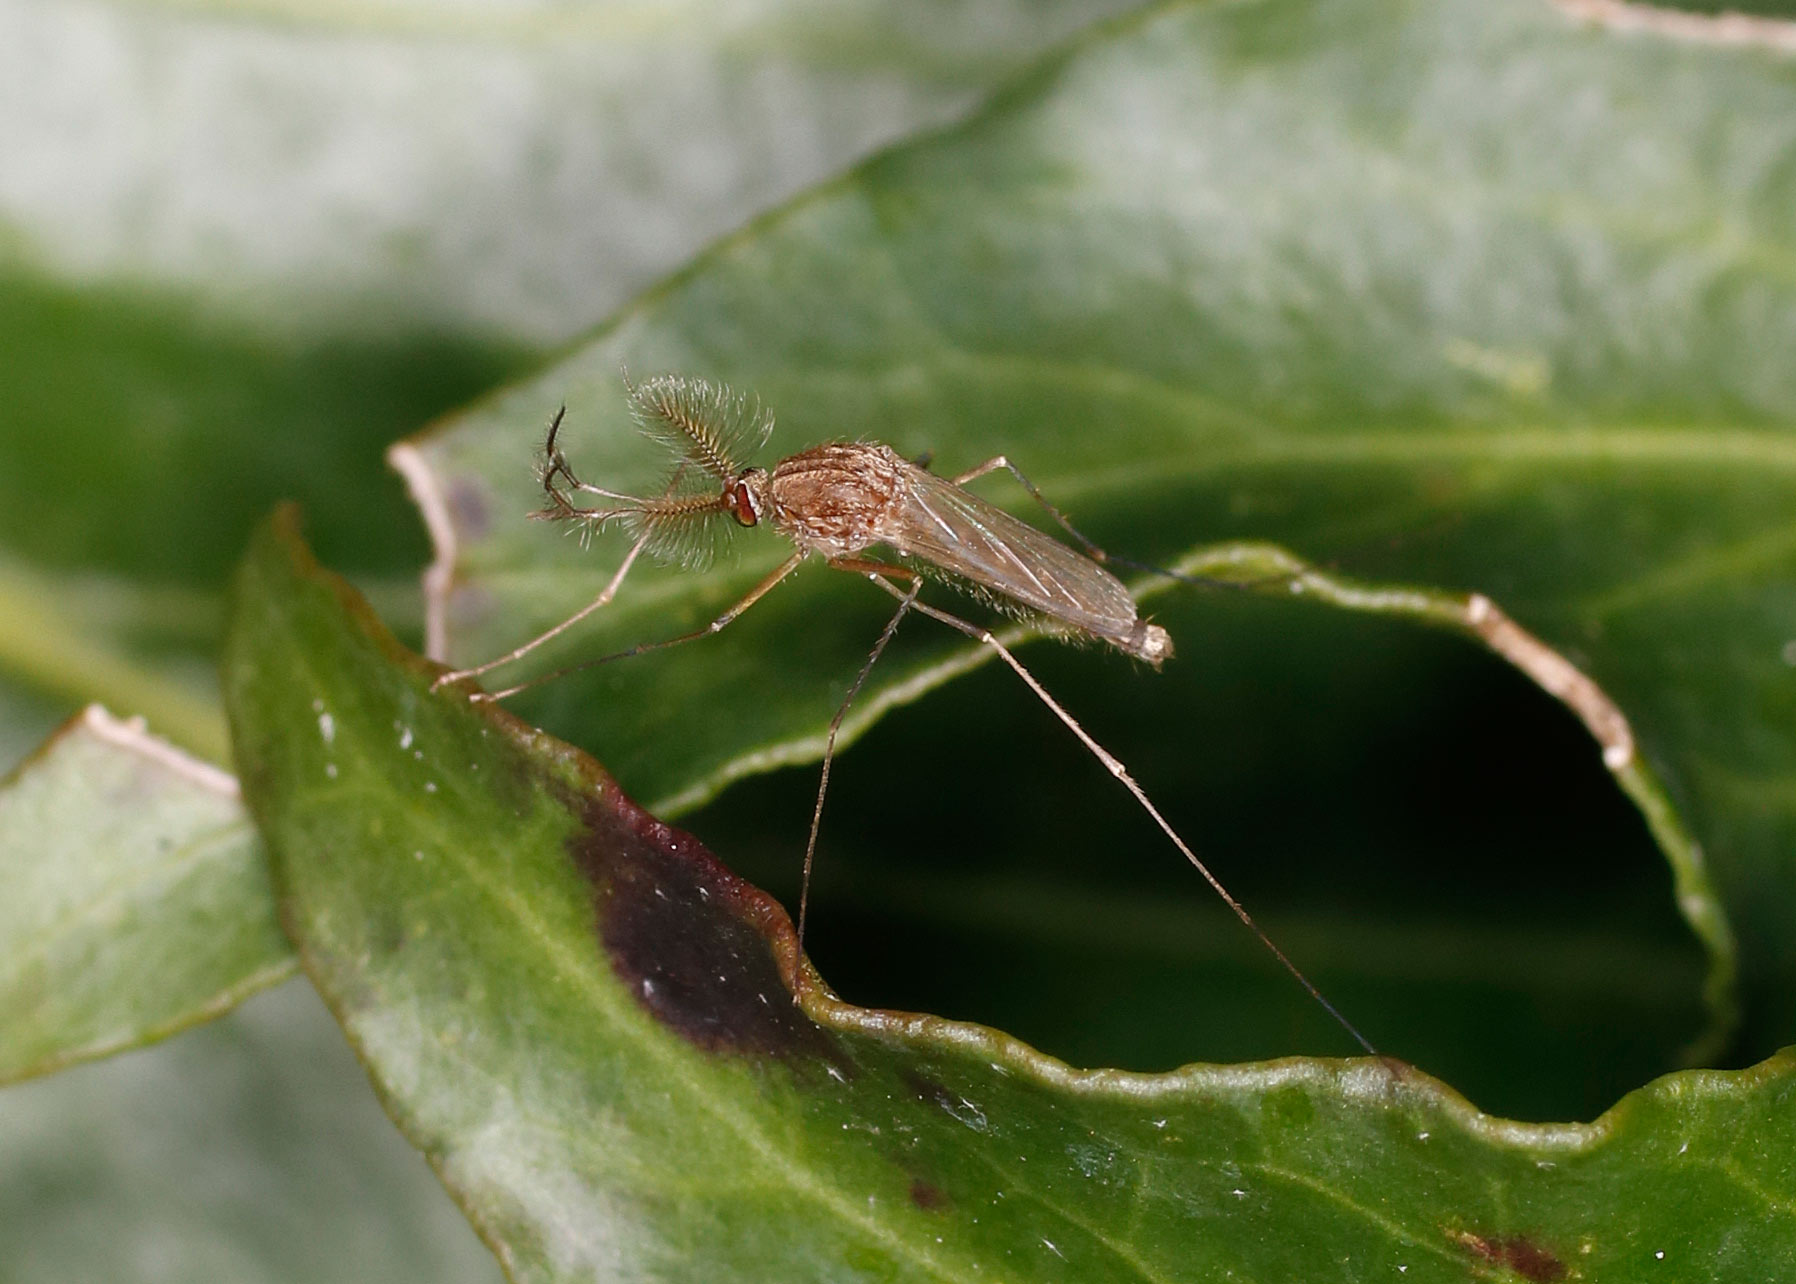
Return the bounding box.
[431,522,659,696]
[476,550,808,701]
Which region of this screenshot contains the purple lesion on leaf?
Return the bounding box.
[565,782,846,1067]
[1448,1227,1568,1283]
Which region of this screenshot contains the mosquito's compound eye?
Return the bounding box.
[728,478,761,527]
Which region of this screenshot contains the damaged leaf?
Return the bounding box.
[224,508,1796,1282]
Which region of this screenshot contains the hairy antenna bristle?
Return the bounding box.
[629,492,739,569]
[627,373,773,483]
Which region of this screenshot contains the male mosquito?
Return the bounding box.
[434,373,1377,1056]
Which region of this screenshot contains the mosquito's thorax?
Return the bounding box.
[764,442,909,558]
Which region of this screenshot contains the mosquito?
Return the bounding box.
[433,373,1378,1057]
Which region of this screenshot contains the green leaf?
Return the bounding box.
[401,0,1796,1088]
[227,506,1796,1282]
[0,705,293,1084]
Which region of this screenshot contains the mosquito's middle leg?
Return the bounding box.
[864,575,1380,1057]
[475,550,807,702]
[794,558,924,953]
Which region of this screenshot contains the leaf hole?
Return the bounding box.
[691,588,1711,1121]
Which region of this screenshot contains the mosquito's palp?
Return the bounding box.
[533,464,613,526]
[544,403,569,458]
[530,396,743,569]
[533,406,647,525]
[534,405,594,522]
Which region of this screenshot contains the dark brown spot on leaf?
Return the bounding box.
[901,1068,956,1112]
[567,785,843,1065]
[1450,1228,1567,1283]
[909,1178,948,1211]
[900,1067,988,1131]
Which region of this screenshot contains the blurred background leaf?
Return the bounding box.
[1588,0,1796,17]
[0,705,289,1085]
[0,0,1137,1272]
[0,979,502,1284]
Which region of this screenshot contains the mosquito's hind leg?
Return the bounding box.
[862,574,1380,1058]
[951,455,1217,585]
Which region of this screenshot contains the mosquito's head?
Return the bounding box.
[723,467,768,528]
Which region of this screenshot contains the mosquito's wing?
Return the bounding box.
[887,462,1146,650]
